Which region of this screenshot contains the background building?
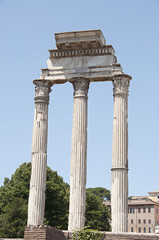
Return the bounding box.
[104,191,159,233]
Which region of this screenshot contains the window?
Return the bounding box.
[130,208,134,213]
[138,219,141,224]
[138,208,141,213]
[156,208,158,214]
[144,227,146,233]
[148,208,151,213]
[148,219,151,224]
[157,220,159,225]
[131,227,133,232]
[143,208,146,213]
[139,227,141,233]
[149,228,151,233]
[143,219,146,224]
[131,219,133,224]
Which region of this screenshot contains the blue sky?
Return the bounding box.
[0,0,159,197]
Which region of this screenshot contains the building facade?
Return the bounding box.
[104,191,159,233]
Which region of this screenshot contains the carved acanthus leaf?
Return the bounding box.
[113,77,130,95]
[35,81,52,98]
[72,78,90,97]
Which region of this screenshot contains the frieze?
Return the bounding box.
[49,45,115,59]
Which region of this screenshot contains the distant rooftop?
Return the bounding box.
[148,191,159,195]
[104,198,159,206]
[104,191,159,206]
[130,196,147,200]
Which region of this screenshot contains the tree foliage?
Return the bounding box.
[72,228,104,240]
[0,163,69,237]
[44,167,69,229]
[85,192,111,231]
[0,163,110,238]
[0,198,27,238]
[87,187,110,200]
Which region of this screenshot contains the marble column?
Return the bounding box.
[111,76,130,232]
[27,80,52,226]
[68,78,90,232]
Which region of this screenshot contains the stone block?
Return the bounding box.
[24,226,66,240]
[55,30,106,49]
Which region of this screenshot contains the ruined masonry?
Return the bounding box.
[27,30,132,235]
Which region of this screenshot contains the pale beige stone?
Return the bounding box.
[68,78,89,232]
[55,30,106,49]
[27,80,52,226]
[111,76,130,232]
[27,30,132,232]
[39,30,124,84]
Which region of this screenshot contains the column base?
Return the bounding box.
[24,226,66,240]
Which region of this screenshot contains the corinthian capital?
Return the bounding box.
[113,76,130,96]
[72,78,90,97]
[34,80,52,103]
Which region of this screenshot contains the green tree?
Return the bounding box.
[44,167,69,229]
[87,187,110,200]
[0,162,31,216]
[0,164,29,238]
[0,163,69,237]
[85,192,111,231]
[0,163,111,237]
[0,198,27,238]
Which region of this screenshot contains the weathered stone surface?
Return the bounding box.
[38,30,132,84]
[111,76,130,232]
[24,226,66,240]
[68,78,90,232]
[55,30,106,49]
[27,80,52,226]
[3,232,159,240]
[64,231,159,240]
[43,52,121,83]
[27,30,132,233]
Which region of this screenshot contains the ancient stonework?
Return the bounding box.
[72,78,90,97]
[27,30,132,234]
[113,76,130,95]
[34,80,52,103]
[27,80,52,226]
[24,226,66,240]
[68,78,90,231]
[111,76,130,232]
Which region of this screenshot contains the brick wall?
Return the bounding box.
[24,226,66,240]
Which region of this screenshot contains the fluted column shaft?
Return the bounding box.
[68,78,90,232]
[27,80,52,226]
[111,76,130,232]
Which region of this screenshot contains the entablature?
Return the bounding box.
[55,30,106,49]
[34,30,132,85]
